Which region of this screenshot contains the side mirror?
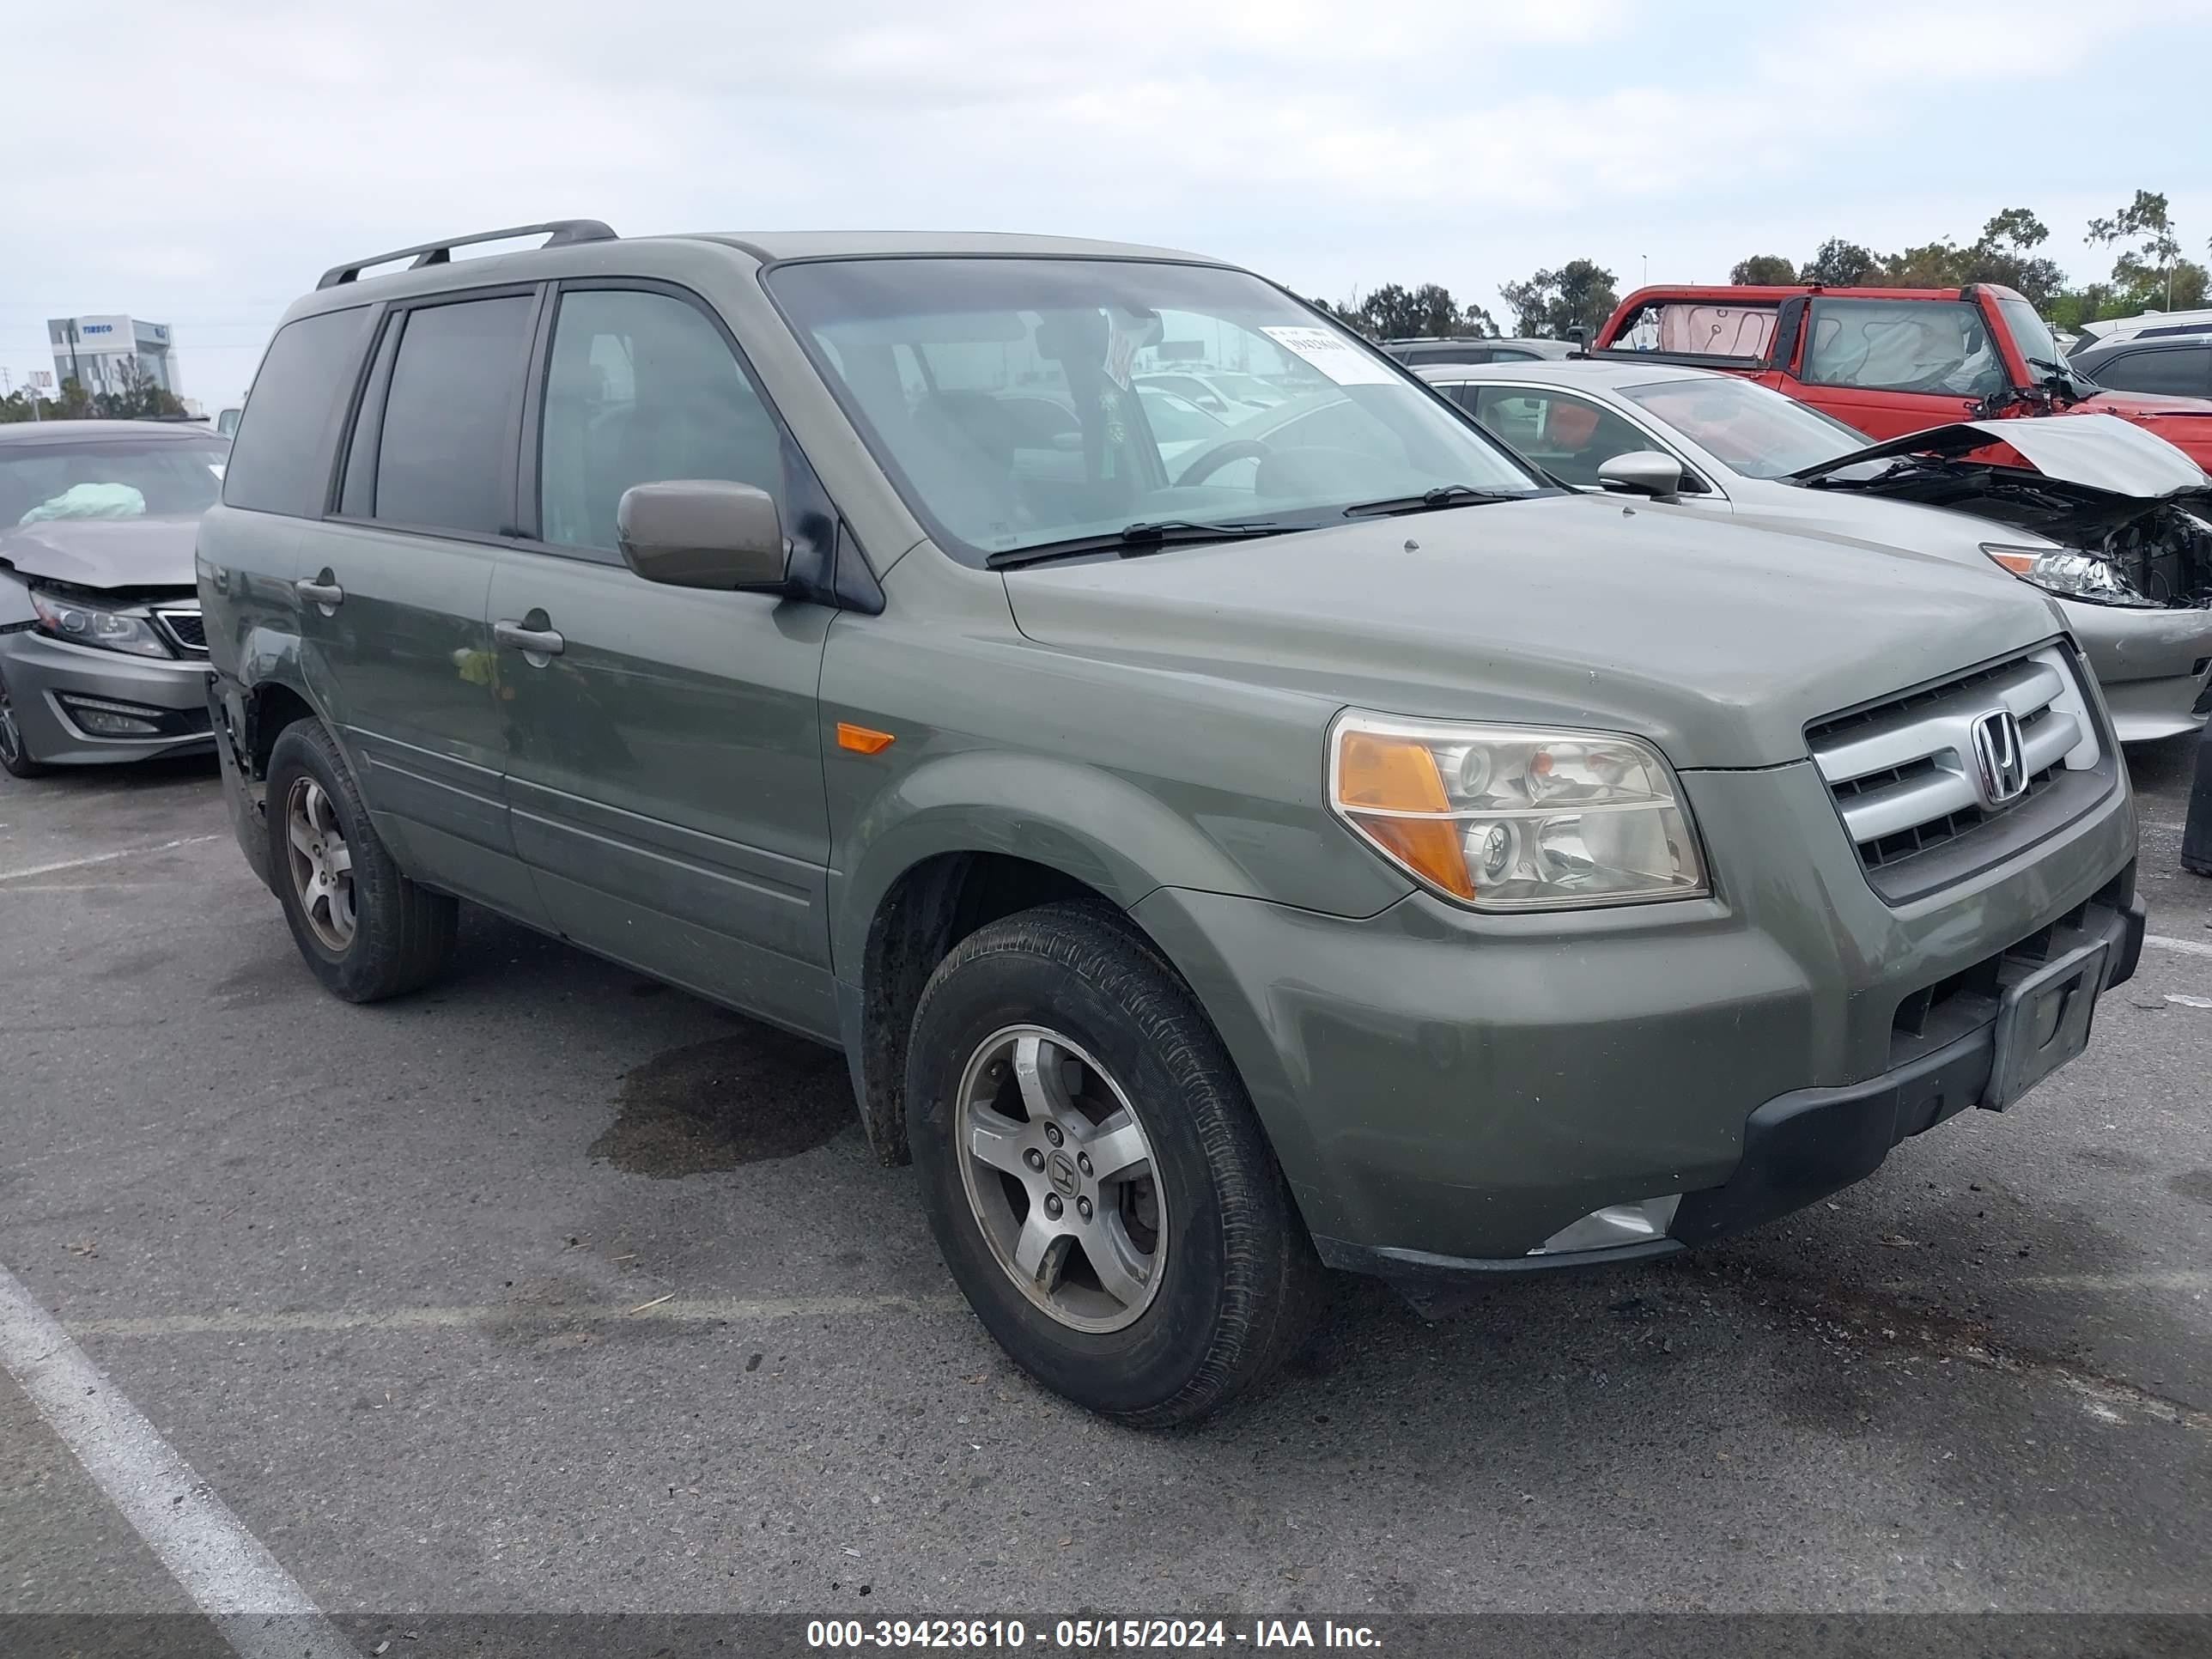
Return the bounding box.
[617,480,790,591]
[1595,451,1686,501]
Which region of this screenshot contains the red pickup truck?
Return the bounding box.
[1593,283,2212,470]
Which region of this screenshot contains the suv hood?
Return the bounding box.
[1790,414,2212,607]
[1002,494,2063,770]
[0,514,202,592]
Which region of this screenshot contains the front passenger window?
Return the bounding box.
[539,289,784,554]
[1471,389,1650,487]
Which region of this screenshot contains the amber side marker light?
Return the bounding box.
[1334,727,1475,899]
[836,722,896,755]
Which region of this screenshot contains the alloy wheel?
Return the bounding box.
[955,1025,1168,1333]
[284,776,356,951]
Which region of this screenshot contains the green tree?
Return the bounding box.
[88,357,184,420]
[1498,259,1619,338]
[1881,240,1966,288]
[2087,190,2185,311]
[1349,282,1493,340]
[1798,239,1881,287]
[1959,209,2068,307]
[1729,254,1797,284]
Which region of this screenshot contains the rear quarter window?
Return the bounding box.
[222,308,371,516]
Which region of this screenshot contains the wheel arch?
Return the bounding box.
[833,754,1270,1166]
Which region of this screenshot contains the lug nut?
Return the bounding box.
[1077,1153,1092,1176]
[1043,1194,1063,1219]
[1044,1123,1064,1147]
[1024,1148,1045,1171]
[1077,1196,1093,1221]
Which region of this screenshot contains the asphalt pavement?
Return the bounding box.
[2,736,2208,1641]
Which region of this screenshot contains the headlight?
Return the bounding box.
[27,588,173,658]
[1983,544,2160,609]
[1328,714,1708,909]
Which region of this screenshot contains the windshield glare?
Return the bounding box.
[768,258,1541,560]
[1619,376,1867,479]
[1997,296,2093,386]
[0,439,227,526]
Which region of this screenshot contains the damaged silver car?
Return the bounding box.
[1424,362,2212,742]
[0,422,222,777]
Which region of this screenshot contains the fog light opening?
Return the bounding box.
[1528,1194,1681,1256]
[55,693,164,738]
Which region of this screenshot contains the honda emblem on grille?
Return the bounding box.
[1969,708,2028,806]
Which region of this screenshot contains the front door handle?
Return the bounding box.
[493,619,566,658]
[295,576,344,608]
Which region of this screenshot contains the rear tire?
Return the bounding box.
[0,666,50,778]
[264,720,456,1002]
[906,902,1319,1426]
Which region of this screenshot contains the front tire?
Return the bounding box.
[0,666,50,779]
[906,903,1318,1426]
[264,720,456,1002]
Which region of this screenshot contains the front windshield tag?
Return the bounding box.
[1260,325,1398,386]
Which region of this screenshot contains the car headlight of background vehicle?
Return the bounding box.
[27,586,173,659]
[1328,714,1707,909]
[1982,543,2160,609]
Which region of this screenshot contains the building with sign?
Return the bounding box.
[46,315,180,400]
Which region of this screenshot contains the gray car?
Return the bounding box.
[0,421,222,776]
[199,222,2141,1424]
[1421,361,2212,743]
[1386,335,1577,368]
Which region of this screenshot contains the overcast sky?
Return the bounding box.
[6,0,2209,410]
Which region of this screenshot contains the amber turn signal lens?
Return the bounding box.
[836,722,896,755]
[1334,729,1474,899]
[1984,550,2036,576]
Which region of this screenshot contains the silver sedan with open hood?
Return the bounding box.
[0,421,222,776]
[1421,361,2212,742]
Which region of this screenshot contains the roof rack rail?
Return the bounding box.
[316,220,618,290]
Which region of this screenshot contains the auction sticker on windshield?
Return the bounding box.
[1260,325,1399,386]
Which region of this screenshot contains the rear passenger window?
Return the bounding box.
[2090,348,2209,398]
[373,295,535,536]
[222,308,369,516]
[538,289,784,553]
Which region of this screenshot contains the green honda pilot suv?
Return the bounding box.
[199,222,2143,1424]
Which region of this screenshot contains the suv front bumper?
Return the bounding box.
[1131,756,2139,1275]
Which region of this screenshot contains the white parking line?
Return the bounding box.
[0,835,222,884]
[2143,933,2212,962]
[0,1264,358,1659]
[66,1290,966,1338]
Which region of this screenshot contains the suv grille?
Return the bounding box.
[1808,647,2106,902]
[153,607,208,655]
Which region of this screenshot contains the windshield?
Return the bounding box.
[1619,376,1869,479]
[0,438,227,527]
[767,258,1542,562]
[1996,295,2094,388]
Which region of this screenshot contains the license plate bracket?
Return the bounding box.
[1983,939,2110,1111]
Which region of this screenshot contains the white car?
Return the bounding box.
[1419,361,2212,743]
[1134,369,1286,422]
[2075,307,2212,351]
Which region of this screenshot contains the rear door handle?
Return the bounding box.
[493,620,566,658]
[295,578,344,607]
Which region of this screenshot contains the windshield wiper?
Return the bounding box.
[1340,483,1528,519]
[2027,355,2095,398]
[986,519,1291,570]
